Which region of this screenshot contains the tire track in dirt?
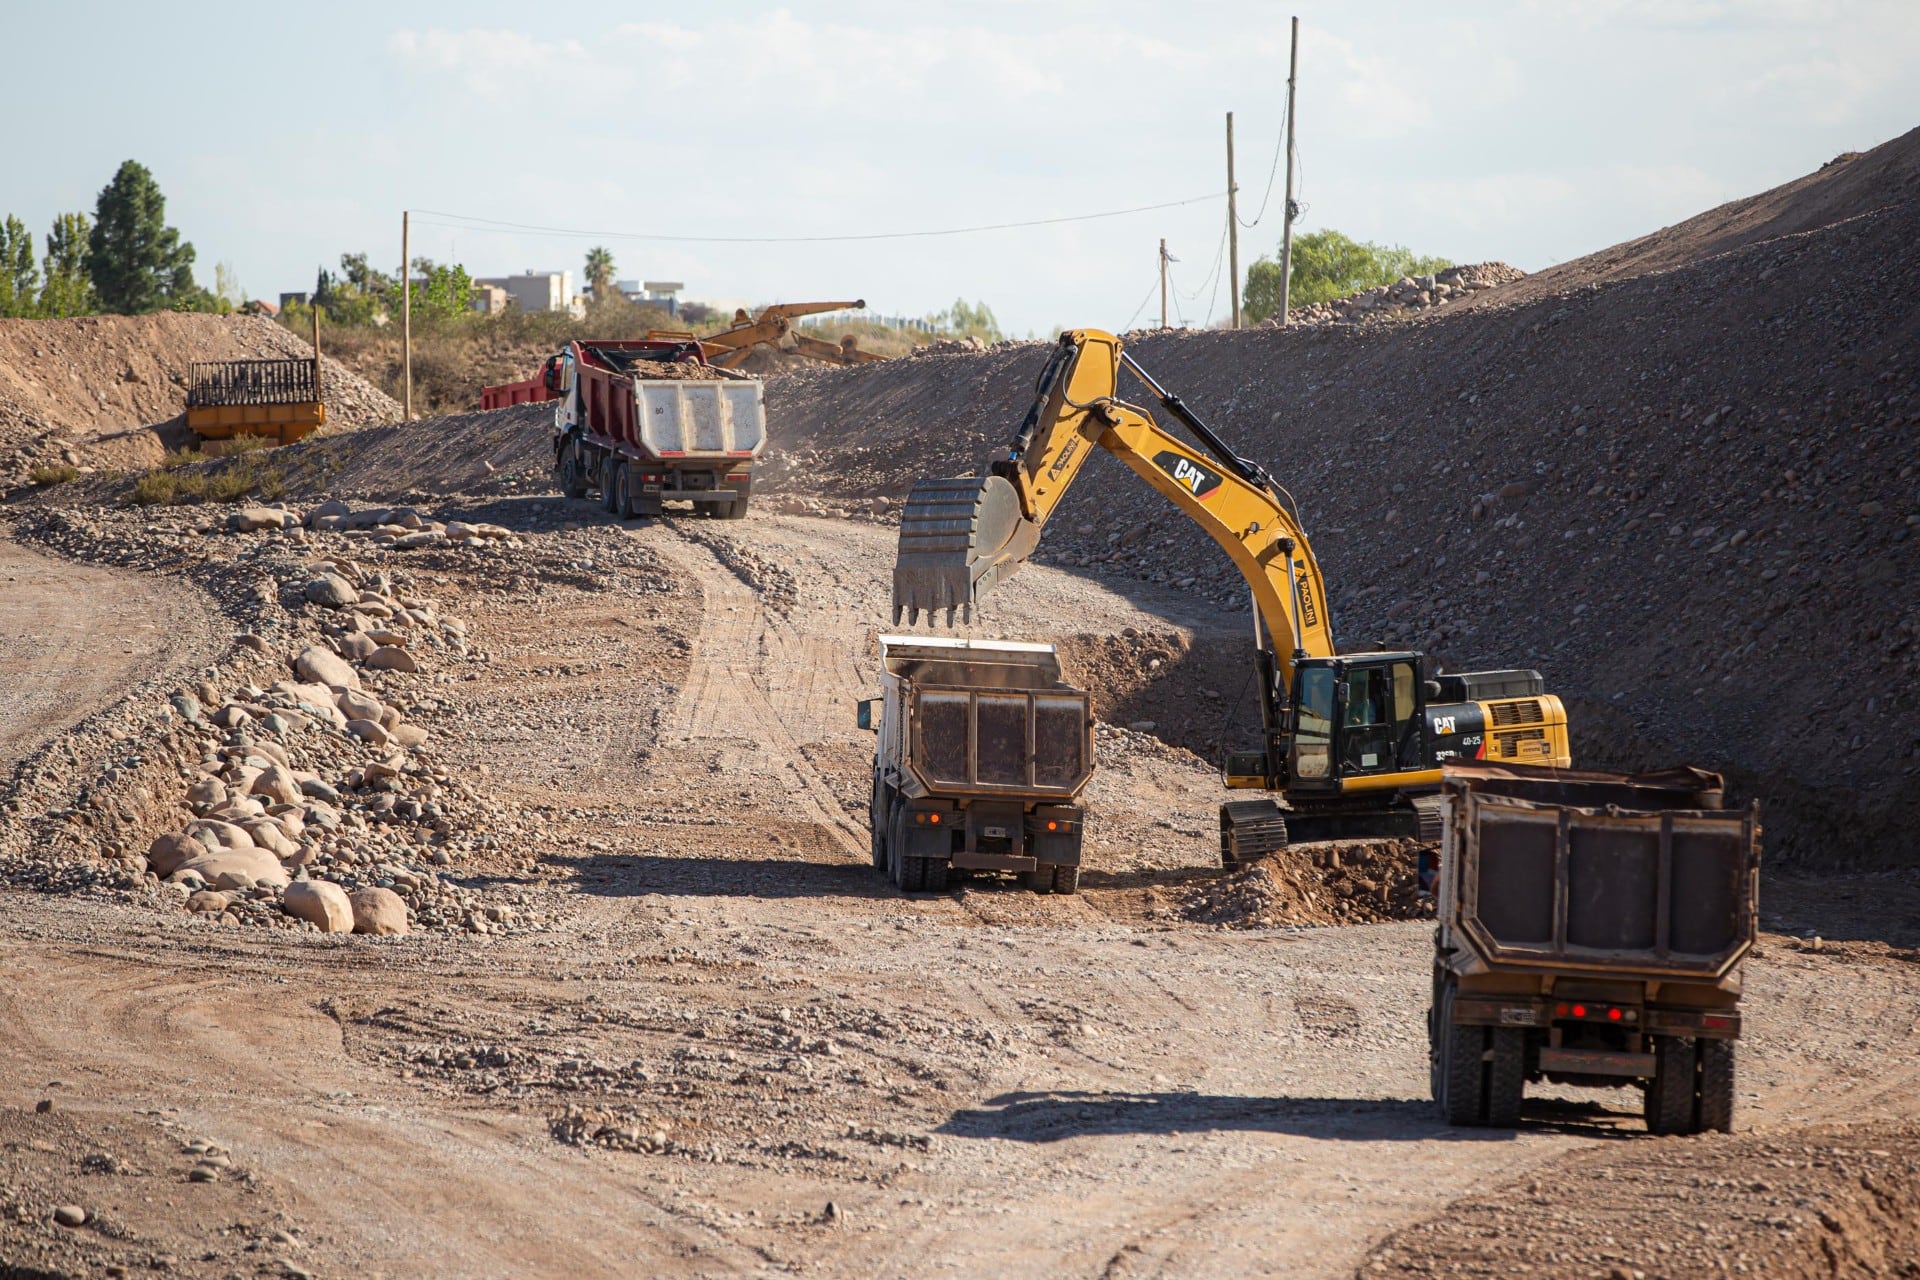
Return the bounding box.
[648,524,871,861]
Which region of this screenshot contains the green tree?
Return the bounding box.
[584,246,615,301]
[408,257,475,324]
[0,215,40,317]
[931,297,1003,342]
[39,213,96,317]
[213,260,246,310]
[87,160,200,313]
[1242,228,1454,321]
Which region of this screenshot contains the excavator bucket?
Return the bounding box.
[891,475,1038,626]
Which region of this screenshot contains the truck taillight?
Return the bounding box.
[915,812,941,825]
[1703,1015,1733,1030]
[1046,820,1059,831]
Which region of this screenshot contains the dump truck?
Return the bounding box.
[1429,761,1760,1134]
[859,636,1094,895]
[541,337,766,519]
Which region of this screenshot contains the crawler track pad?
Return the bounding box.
[891,475,1038,626]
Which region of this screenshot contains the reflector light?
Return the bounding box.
[1703,1015,1732,1029]
[1607,1007,1623,1022]
[1572,1004,1587,1018]
[929,813,940,824]
[1046,820,1059,831]
[1555,1003,1568,1016]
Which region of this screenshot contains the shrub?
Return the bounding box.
[28,463,78,486]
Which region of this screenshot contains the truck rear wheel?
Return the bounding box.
[1645,1035,1697,1135]
[1436,983,1490,1126]
[1051,864,1080,895]
[1485,1027,1526,1127]
[718,491,750,520]
[613,463,637,520]
[870,780,889,871]
[1021,869,1054,895]
[601,464,621,514]
[919,858,949,893]
[1696,1039,1736,1134]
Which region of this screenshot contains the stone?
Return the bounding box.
[240,819,298,859]
[186,777,228,810]
[237,632,272,654]
[304,574,358,608]
[186,819,255,850]
[346,719,391,746]
[187,890,231,914]
[298,777,341,803]
[176,847,288,890]
[295,645,358,690]
[211,704,251,729]
[228,507,289,533]
[52,1205,87,1227]
[338,632,377,661]
[366,629,408,648]
[335,688,384,723]
[250,765,302,807]
[391,724,430,748]
[147,833,202,878]
[306,499,351,526]
[169,692,204,723]
[389,530,444,551]
[349,887,409,936]
[364,646,419,673]
[283,880,354,933]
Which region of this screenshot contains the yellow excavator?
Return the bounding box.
[892,328,1571,864]
[698,300,888,369]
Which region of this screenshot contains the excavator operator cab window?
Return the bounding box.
[1340,659,1417,777]
[1290,665,1335,781]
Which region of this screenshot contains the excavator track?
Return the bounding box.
[1220,798,1290,869]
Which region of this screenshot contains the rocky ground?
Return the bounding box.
[1,128,1918,1280]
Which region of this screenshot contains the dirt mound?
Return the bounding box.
[757,128,1920,869]
[0,313,397,486]
[1181,839,1428,927]
[1371,1122,1920,1279]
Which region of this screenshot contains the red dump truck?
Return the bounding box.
[482,337,767,520]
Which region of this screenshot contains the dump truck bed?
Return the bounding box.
[1437,762,1759,982]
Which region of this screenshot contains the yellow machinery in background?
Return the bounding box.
[186,312,326,445]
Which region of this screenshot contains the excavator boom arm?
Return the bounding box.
[892,329,1336,684]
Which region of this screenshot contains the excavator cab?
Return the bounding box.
[1287,654,1427,792]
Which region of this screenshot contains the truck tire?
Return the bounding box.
[1437,983,1489,1126]
[1696,1039,1736,1134]
[1645,1035,1697,1135]
[1051,863,1080,895]
[614,463,638,520]
[556,442,587,500]
[718,491,750,520]
[601,464,621,514]
[919,858,949,893]
[1485,1027,1526,1127]
[1021,869,1054,895]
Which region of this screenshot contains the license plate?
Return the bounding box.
[983,826,1008,839]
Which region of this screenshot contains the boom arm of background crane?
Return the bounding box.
[892,329,1337,685]
[701,300,868,368]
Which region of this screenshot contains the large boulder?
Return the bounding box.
[240,819,298,860]
[295,645,358,690]
[335,689,384,724]
[345,719,390,746]
[304,574,358,608]
[250,764,302,807]
[391,723,430,748]
[305,499,351,527]
[338,632,378,661]
[283,880,353,932]
[176,846,289,890]
[365,646,419,673]
[147,832,202,878]
[185,819,255,851]
[228,507,291,534]
[348,887,409,936]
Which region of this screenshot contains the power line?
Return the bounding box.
[1236,96,1289,229]
[1122,272,1163,331]
[412,191,1226,246]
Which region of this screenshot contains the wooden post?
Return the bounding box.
[1159,238,1169,329]
[401,209,412,422]
[1278,17,1301,327]
[1227,111,1240,330]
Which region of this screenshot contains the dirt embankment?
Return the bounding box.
[753,128,1920,870]
[0,313,398,486]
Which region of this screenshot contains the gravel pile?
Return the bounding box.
[1181,839,1428,928]
[0,498,543,937]
[1275,262,1527,327]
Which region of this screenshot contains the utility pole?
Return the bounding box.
[1159,238,1169,329]
[1226,111,1240,329]
[401,210,412,422]
[1278,16,1301,326]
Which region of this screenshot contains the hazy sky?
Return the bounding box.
[4,1,1915,335]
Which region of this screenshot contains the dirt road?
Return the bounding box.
[2,514,1918,1279]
